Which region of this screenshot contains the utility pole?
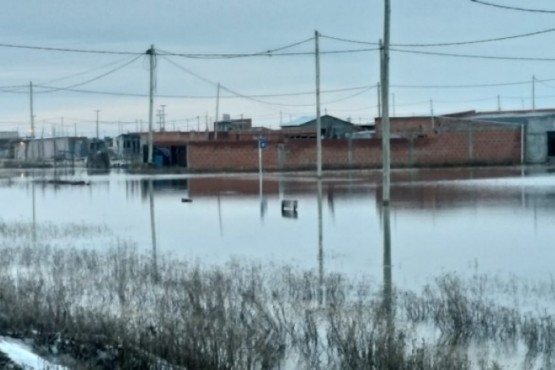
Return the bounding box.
[430,99,435,130]
[377,82,382,118]
[532,75,536,111]
[392,93,395,117]
[497,95,501,112]
[147,44,156,165]
[215,83,220,139]
[381,0,392,205]
[315,30,322,179]
[197,116,200,131]
[74,122,77,137]
[29,82,35,138]
[95,110,100,140]
[160,104,166,132]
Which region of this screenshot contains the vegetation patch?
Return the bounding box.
[0,221,553,368]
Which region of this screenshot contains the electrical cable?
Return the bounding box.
[41,56,140,85]
[158,37,315,59]
[0,42,141,55]
[470,0,555,14]
[322,26,555,47]
[160,55,373,107]
[391,47,555,62]
[35,55,143,93]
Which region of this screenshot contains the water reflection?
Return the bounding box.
[317,178,325,306]
[217,193,223,236]
[148,179,159,281]
[382,204,393,340]
[32,181,37,244]
[2,167,555,286]
[259,171,267,221]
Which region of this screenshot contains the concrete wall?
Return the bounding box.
[187,127,522,172]
[15,138,87,161]
[526,117,555,163]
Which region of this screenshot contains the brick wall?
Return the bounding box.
[187,127,522,171]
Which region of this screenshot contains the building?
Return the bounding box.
[215,115,252,132]
[14,137,88,162]
[443,110,555,164]
[281,115,362,139]
[0,131,19,159]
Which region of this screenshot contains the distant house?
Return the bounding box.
[444,109,555,164]
[215,115,252,132]
[14,137,88,161]
[115,133,142,160]
[0,131,18,159]
[374,116,436,138]
[281,114,360,139]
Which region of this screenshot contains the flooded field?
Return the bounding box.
[1,166,554,287]
[1,166,554,368]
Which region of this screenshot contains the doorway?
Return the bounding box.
[548,131,555,157]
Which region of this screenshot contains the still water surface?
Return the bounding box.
[1,166,554,290]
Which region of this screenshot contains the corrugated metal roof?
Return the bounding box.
[280,115,316,127]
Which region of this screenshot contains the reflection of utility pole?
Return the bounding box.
[382,204,393,357]
[32,182,36,245]
[317,178,325,306]
[148,180,159,281]
[259,153,265,221]
[217,193,223,236]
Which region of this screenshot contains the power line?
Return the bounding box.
[322,26,555,47]
[26,85,376,99]
[158,37,315,58]
[0,42,141,55]
[391,47,555,62]
[41,56,141,85]
[391,79,552,89]
[160,55,375,108]
[470,0,555,14]
[35,55,143,93]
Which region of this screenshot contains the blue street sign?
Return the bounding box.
[258,137,267,149]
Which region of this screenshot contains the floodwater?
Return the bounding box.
[1,166,554,290]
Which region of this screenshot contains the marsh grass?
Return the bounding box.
[0,221,554,369]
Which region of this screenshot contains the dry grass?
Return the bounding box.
[0,220,553,369]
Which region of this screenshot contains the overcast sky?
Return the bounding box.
[3,0,555,137]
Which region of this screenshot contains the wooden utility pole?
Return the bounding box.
[95,110,100,140]
[430,99,435,130]
[29,82,35,138]
[147,44,155,165]
[381,0,392,205]
[215,83,220,139]
[377,82,382,118]
[315,30,322,178]
[532,75,536,111]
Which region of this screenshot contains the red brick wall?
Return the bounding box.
[375,117,435,136]
[187,128,521,171]
[472,129,521,161]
